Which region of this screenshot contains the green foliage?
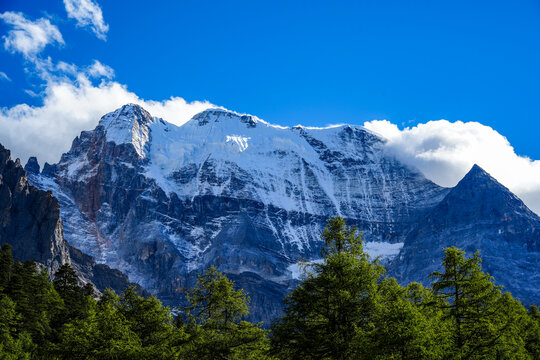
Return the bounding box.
[0,219,538,359]
[429,247,531,359]
[182,266,271,360]
[270,218,537,360]
[271,217,385,359]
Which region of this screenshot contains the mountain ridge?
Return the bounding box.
[24,104,539,322]
[389,163,540,304]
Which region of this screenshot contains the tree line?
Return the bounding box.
[0,217,538,359]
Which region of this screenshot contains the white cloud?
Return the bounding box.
[86,60,114,78]
[0,71,11,81]
[63,0,109,40]
[364,120,540,214]
[0,12,64,59]
[0,65,214,165]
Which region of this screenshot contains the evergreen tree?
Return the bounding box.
[0,295,35,359]
[0,245,13,291]
[182,266,270,360]
[429,247,525,359]
[118,286,175,357]
[523,305,540,359]
[57,289,143,359]
[53,263,87,323]
[370,278,449,359]
[271,217,385,359]
[6,261,63,351]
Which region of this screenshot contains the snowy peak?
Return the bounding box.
[191,108,263,128]
[98,104,154,158]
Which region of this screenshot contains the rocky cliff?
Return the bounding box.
[0,143,138,295]
[389,164,540,305]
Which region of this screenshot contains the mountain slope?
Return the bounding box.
[27,104,451,323]
[389,164,540,304]
[0,143,139,295]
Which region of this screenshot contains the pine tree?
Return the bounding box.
[429,247,521,359]
[182,266,270,360]
[271,217,385,360]
[523,305,540,359]
[57,289,143,359]
[118,286,175,356]
[0,244,14,291]
[370,278,450,359]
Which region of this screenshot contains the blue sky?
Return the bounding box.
[1,0,540,214]
[1,0,539,157]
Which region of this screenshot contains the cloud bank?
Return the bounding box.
[364,120,540,214]
[0,66,214,165]
[0,12,64,59]
[63,0,109,40]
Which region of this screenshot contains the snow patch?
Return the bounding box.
[226,135,250,152]
[364,241,404,260]
[287,258,324,280]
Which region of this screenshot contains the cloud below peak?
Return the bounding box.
[364,119,540,215]
[63,0,108,40]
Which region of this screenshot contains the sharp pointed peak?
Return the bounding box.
[96,104,154,158]
[459,164,496,183]
[24,156,40,175]
[99,103,154,128]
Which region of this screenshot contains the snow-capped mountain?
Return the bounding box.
[26,104,539,322]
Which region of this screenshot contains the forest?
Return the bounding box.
[0,218,538,359]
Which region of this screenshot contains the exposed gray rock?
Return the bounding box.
[25,104,539,323]
[389,165,540,305]
[0,143,69,275]
[0,143,139,295]
[27,104,451,324]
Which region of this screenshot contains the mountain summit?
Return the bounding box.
[98,104,155,158]
[389,164,540,303]
[25,105,539,322]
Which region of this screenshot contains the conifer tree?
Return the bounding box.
[523,305,540,359]
[53,263,86,323]
[271,217,385,360]
[182,266,270,360]
[0,244,14,291]
[429,247,521,359]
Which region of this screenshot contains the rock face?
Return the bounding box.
[25,104,539,322]
[389,165,540,305]
[0,143,69,274]
[0,143,138,295]
[27,104,452,323]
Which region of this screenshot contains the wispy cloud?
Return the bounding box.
[364,120,540,215]
[87,60,114,79]
[0,72,11,81]
[0,12,64,59]
[63,0,109,40]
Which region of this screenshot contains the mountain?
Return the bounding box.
[389,164,540,304]
[0,142,139,295]
[25,104,539,322]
